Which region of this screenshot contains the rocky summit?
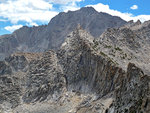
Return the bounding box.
[0,7,150,113]
[0,7,126,60]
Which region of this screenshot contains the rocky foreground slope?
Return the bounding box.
[94,20,150,75]
[0,26,150,113]
[0,7,126,60]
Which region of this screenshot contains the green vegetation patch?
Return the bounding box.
[100,51,107,57]
[105,45,112,48]
[115,47,122,51]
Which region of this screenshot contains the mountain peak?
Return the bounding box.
[135,19,141,25]
[0,6,126,60]
[76,24,83,30]
[60,25,94,51]
[80,6,97,13]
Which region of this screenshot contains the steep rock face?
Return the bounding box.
[0,54,28,110]
[0,7,126,60]
[0,26,149,113]
[5,54,28,72]
[74,63,150,113]
[58,27,150,113]
[93,20,150,74]
[112,63,150,113]
[58,27,125,97]
[0,51,66,112]
[23,50,66,103]
[0,34,19,60]
[0,75,21,109]
[0,61,12,75]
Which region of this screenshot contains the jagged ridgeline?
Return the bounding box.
[0,7,126,60]
[0,7,150,113]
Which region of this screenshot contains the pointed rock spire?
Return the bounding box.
[135,19,141,25]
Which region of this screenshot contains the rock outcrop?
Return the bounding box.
[58,26,125,96]
[23,50,66,103]
[93,20,150,75]
[113,63,150,113]
[0,26,149,113]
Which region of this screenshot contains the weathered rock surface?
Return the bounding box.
[23,50,66,103]
[93,20,150,75]
[58,26,125,96]
[113,63,150,113]
[0,51,66,112]
[0,25,150,113]
[0,7,126,60]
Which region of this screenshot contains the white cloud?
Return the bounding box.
[28,22,38,26]
[0,0,6,3]
[49,0,83,5]
[133,15,150,22]
[0,18,7,22]
[0,0,58,24]
[0,0,84,25]
[60,1,80,12]
[87,3,150,22]
[130,5,138,10]
[62,5,80,12]
[4,24,23,32]
[49,0,82,12]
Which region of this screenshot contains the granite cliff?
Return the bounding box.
[0,25,150,113]
[94,20,150,74]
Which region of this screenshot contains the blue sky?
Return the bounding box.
[0,0,150,35]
